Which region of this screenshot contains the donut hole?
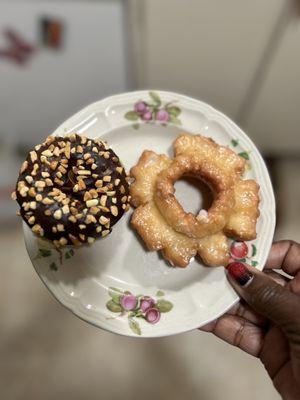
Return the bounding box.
[174,177,213,215]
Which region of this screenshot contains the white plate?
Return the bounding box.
[23,90,276,337]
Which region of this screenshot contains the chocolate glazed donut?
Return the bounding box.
[13,133,130,247]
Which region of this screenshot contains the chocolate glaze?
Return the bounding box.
[15,134,130,247]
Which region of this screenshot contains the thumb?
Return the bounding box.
[227,262,300,335]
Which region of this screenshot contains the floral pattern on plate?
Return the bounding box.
[106,287,173,335]
[124,91,182,129]
[229,241,258,267]
[34,238,75,271]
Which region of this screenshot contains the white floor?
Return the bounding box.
[2,159,299,400]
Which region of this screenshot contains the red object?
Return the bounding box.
[0,28,35,65]
[230,241,248,259]
[227,262,253,287]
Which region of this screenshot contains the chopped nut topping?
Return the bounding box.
[120,185,126,194]
[77,170,91,175]
[83,153,91,160]
[29,201,37,210]
[87,237,95,244]
[78,180,86,190]
[99,216,109,225]
[42,197,54,205]
[59,237,68,246]
[89,206,99,214]
[81,136,87,144]
[95,180,103,188]
[32,224,44,236]
[30,151,38,163]
[44,209,52,216]
[41,149,53,157]
[62,205,69,214]
[46,135,55,144]
[75,213,83,220]
[50,161,58,170]
[107,191,116,196]
[73,184,79,192]
[79,234,85,241]
[76,145,83,153]
[20,161,28,174]
[41,172,50,178]
[91,163,97,170]
[96,226,102,233]
[103,175,111,182]
[35,144,41,151]
[28,216,35,224]
[89,189,98,198]
[71,147,76,154]
[45,178,53,186]
[57,224,65,232]
[69,133,77,142]
[11,191,17,200]
[52,226,57,233]
[25,175,34,184]
[28,187,37,197]
[92,147,98,153]
[112,156,119,162]
[56,171,62,179]
[54,209,62,219]
[86,158,94,165]
[114,179,120,186]
[19,186,29,197]
[121,196,127,203]
[54,177,64,186]
[58,165,67,174]
[86,199,98,208]
[85,214,97,224]
[65,142,71,159]
[100,195,107,206]
[84,192,92,201]
[103,152,110,159]
[92,174,98,179]
[112,197,117,204]
[68,215,77,223]
[79,224,86,230]
[102,230,110,237]
[53,147,60,157]
[36,194,43,201]
[110,206,118,217]
[31,164,39,176]
[116,167,123,174]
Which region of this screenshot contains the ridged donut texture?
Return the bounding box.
[130,133,260,268]
[13,133,130,247]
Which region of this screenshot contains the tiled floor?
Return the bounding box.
[1,160,299,400]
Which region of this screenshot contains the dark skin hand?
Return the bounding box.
[201,240,300,400]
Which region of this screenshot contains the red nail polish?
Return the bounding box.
[227,262,253,286]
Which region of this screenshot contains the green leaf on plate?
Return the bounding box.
[69,248,74,256]
[49,262,58,271]
[231,139,239,147]
[156,290,165,297]
[167,106,181,117]
[132,123,140,130]
[106,299,122,313]
[251,261,259,267]
[156,299,173,313]
[238,152,250,160]
[128,318,141,335]
[149,91,161,106]
[39,248,52,257]
[169,115,181,125]
[124,111,139,121]
[108,287,123,304]
[251,244,257,257]
[235,258,247,263]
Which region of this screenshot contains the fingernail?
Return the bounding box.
[227,262,253,287]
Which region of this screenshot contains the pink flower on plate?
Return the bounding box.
[140,297,155,312]
[142,111,153,121]
[156,109,170,122]
[134,101,148,115]
[230,241,248,259]
[121,294,137,311]
[145,308,161,324]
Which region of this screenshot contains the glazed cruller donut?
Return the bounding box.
[13,133,130,247]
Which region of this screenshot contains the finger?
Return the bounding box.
[227,262,300,344]
[201,314,264,357]
[265,270,290,287]
[226,301,267,327]
[265,241,300,276]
